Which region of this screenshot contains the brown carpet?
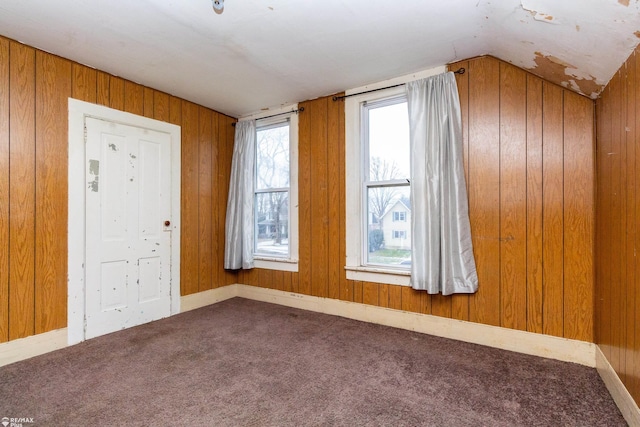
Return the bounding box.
[0,298,626,426]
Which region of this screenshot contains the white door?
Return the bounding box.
[85,117,172,339]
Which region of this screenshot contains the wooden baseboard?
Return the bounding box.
[235,285,596,367]
[0,328,68,367]
[180,285,238,312]
[596,345,640,426]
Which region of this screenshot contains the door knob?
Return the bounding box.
[164,220,171,227]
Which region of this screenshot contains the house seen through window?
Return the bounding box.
[255,120,290,258]
[363,96,411,268]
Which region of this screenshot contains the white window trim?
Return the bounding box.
[345,65,445,286]
[243,105,299,272]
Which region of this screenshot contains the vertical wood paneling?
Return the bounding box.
[109,76,125,111]
[281,271,291,292]
[198,108,213,292]
[180,101,200,295]
[451,60,470,321]
[0,38,9,342]
[143,87,154,118]
[542,83,565,337]
[210,113,220,289]
[596,46,640,405]
[327,94,342,300]
[526,75,544,334]
[388,284,402,310]
[309,98,329,298]
[624,56,637,395]
[298,101,312,296]
[259,268,273,289]
[154,92,170,122]
[468,57,501,327]
[597,81,613,360]
[71,64,97,104]
[634,51,640,403]
[362,282,379,306]
[563,92,594,342]
[430,294,451,318]
[244,269,259,287]
[337,95,349,302]
[272,270,283,291]
[96,71,109,106]
[291,272,299,293]
[34,51,71,334]
[124,81,144,116]
[499,63,527,331]
[9,41,36,340]
[618,67,628,381]
[353,281,363,303]
[378,284,389,308]
[610,71,624,375]
[168,96,182,129]
[401,287,429,314]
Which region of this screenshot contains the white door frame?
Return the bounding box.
[68,98,181,345]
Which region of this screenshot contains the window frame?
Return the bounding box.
[393,230,407,239]
[344,65,445,286]
[393,211,406,222]
[360,95,411,271]
[250,107,299,272]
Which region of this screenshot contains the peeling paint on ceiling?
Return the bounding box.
[0,0,638,116]
[532,52,603,97]
[486,0,640,100]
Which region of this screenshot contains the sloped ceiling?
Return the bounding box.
[0,0,638,117]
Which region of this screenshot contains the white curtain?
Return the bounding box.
[406,72,478,295]
[224,120,256,270]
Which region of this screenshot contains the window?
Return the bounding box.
[255,121,290,257]
[363,96,411,268]
[393,230,407,239]
[393,211,406,222]
[251,109,299,271]
[345,65,445,285]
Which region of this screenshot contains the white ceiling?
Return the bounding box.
[0,0,639,117]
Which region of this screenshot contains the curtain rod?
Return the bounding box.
[332,68,466,102]
[232,107,305,126]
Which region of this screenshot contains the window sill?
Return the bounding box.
[254,257,299,272]
[344,266,410,286]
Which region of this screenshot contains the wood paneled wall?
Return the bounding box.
[0,36,237,343]
[595,45,640,405]
[456,57,594,341]
[241,56,595,342]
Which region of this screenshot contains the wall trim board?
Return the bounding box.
[596,345,640,426]
[0,328,67,367]
[234,285,596,367]
[180,286,237,312]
